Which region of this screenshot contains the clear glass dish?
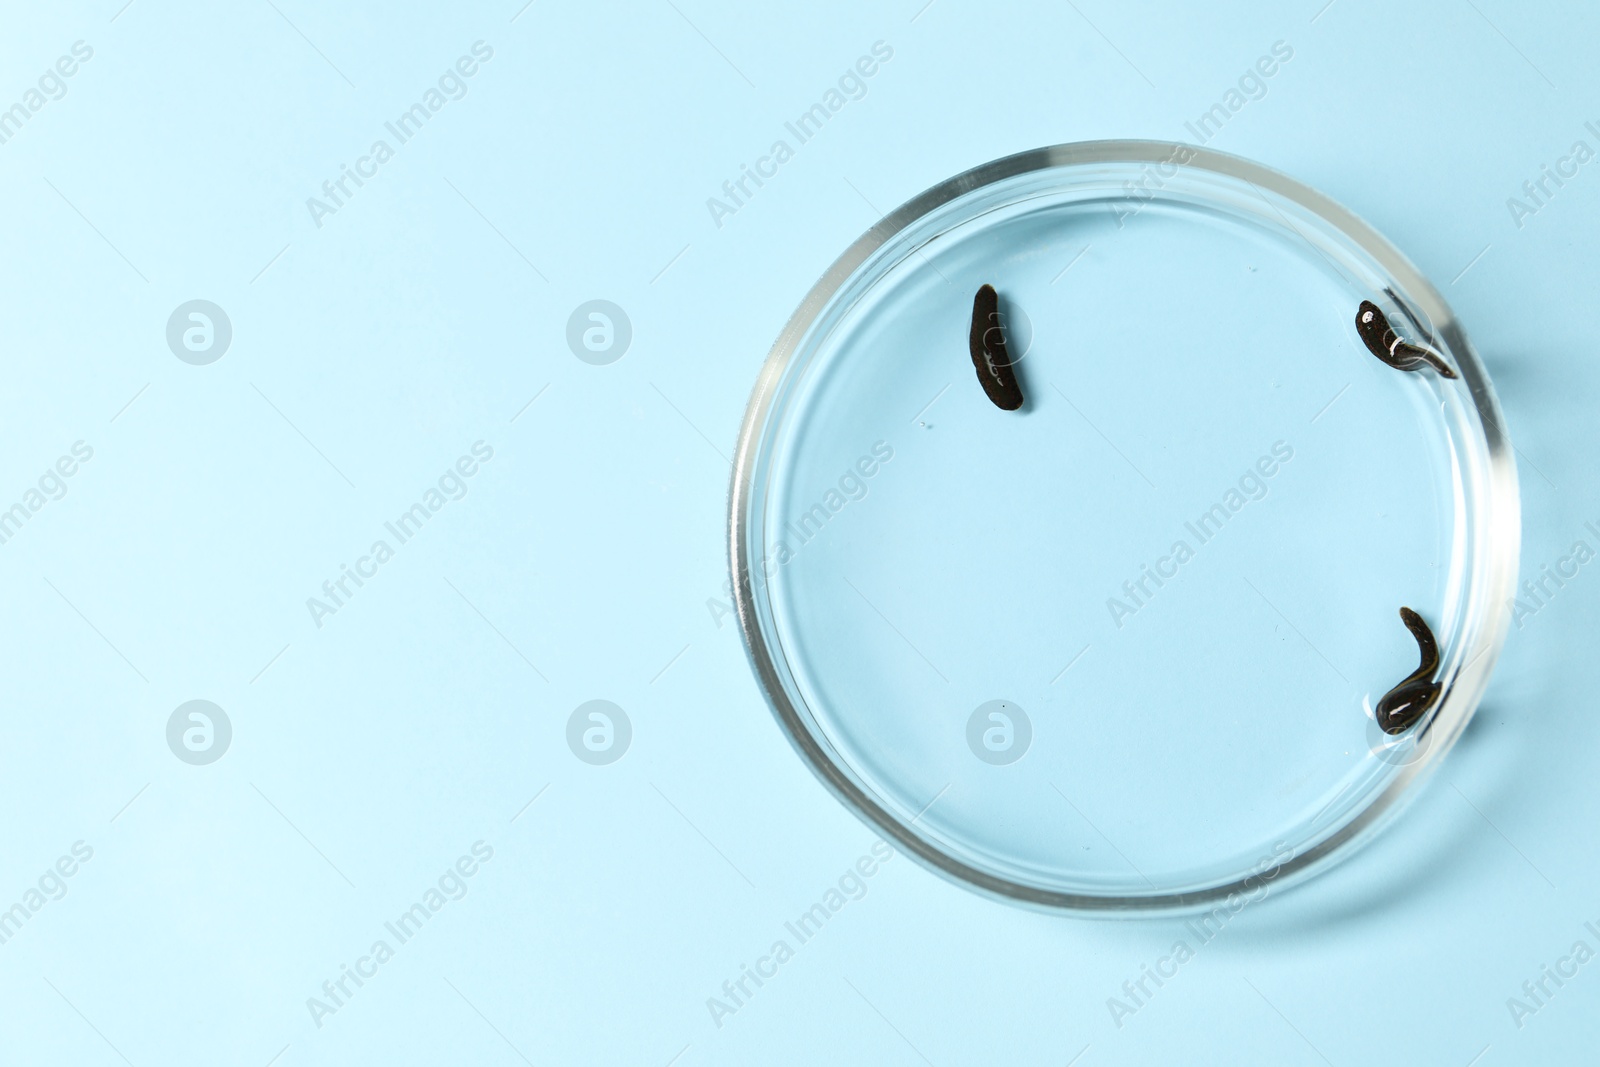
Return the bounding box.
[729,141,1520,914]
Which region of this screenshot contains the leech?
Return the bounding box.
[1375,607,1443,735]
[969,284,1024,410]
[1355,300,1458,379]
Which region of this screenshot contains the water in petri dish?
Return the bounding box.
[749,168,1469,898]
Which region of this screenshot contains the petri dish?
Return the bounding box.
[729,141,1520,914]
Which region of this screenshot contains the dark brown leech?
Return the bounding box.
[1355,300,1458,379]
[1375,606,1443,734]
[969,284,1024,410]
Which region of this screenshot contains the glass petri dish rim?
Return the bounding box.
[728,140,1521,915]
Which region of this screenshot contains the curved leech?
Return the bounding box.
[1355,300,1458,379]
[1375,607,1443,735]
[969,284,1024,411]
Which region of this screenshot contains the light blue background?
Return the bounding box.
[0,1,1596,1064]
